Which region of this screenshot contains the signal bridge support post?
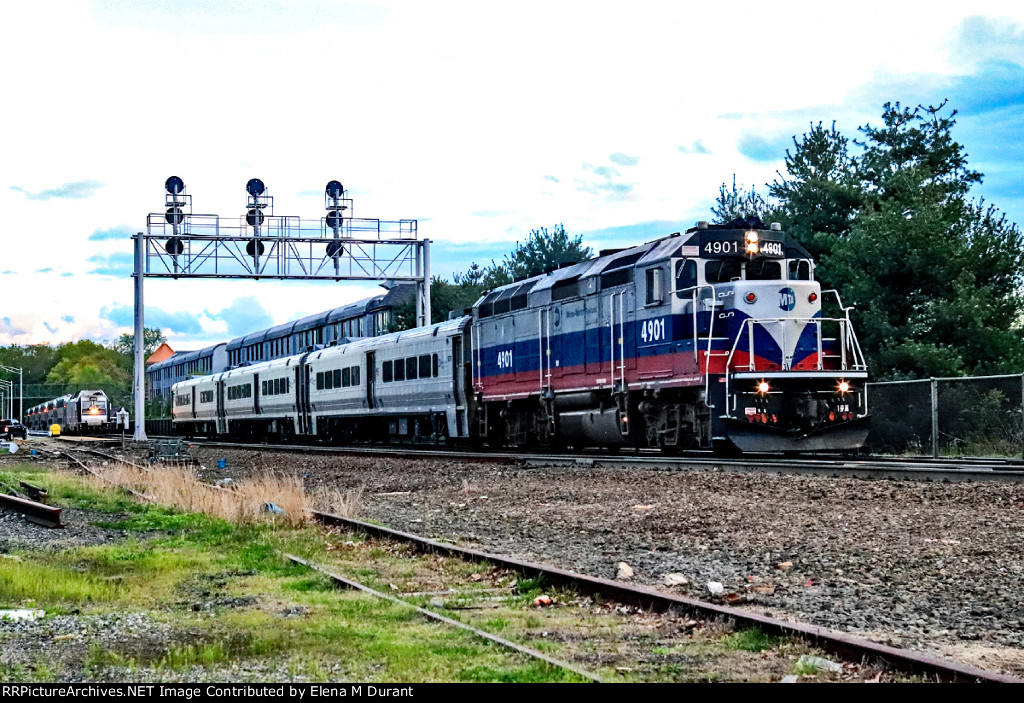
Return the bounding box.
[133,232,147,442]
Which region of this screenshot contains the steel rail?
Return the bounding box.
[308,510,1020,683]
[284,553,601,682]
[0,492,64,528]
[121,436,1024,483]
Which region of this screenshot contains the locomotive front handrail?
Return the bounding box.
[725,317,867,373]
[722,316,868,409]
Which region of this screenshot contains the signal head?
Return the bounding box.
[165,176,185,195]
[246,178,266,197]
[326,180,344,198]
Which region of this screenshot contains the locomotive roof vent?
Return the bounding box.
[770,222,781,231]
[697,221,708,229]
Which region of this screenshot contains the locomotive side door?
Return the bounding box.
[539,308,552,391]
[584,296,601,375]
[451,337,465,437]
[191,390,196,420]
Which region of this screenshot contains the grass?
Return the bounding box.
[726,628,785,652]
[0,462,587,683]
[1,460,901,683]
[0,559,123,604]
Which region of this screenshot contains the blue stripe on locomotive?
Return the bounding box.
[478,310,823,379]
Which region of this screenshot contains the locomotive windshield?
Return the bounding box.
[674,259,697,296]
[789,259,812,280]
[705,260,742,283]
[745,259,782,280]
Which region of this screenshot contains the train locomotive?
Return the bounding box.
[26,390,121,434]
[172,219,869,453]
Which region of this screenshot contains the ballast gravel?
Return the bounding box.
[188,446,1024,676]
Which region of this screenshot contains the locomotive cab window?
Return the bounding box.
[705,260,742,283]
[674,259,697,297]
[789,260,811,280]
[645,268,663,305]
[745,260,782,281]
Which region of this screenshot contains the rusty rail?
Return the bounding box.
[0,493,64,528]
[311,511,1021,683]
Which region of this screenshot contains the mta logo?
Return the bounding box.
[778,288,796,311]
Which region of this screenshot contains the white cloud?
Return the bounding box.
[3,1,1024,345]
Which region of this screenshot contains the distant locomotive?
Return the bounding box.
[26,390,121,434]
[173,219,869,453]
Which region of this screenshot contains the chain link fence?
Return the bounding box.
[866,374,1024,457]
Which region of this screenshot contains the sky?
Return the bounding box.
[2,1,1023,349]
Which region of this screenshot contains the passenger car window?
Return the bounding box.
[382,361,393,382]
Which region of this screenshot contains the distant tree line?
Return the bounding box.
[714,100,1023,380]
[392,224,593,328]
[0,329,165,412]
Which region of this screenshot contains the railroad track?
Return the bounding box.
[111,435,1024,483]
[56,446,1024,682]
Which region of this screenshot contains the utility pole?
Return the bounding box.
[133,231,147,441]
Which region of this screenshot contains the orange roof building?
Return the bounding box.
[146,342,175,366]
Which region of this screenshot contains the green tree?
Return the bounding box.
[111,328,167,366]
[712,101,1024,379]
[427,227,592,324]
[498,224,592,281]
[46,340,131,387]
[430,265,489,324]
[0,345,60,385]
[825,102,1024,377]
[711,175,774,224]
[768,121,862,261]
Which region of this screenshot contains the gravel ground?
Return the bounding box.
[177,445,1024,676]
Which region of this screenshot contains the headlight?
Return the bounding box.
[757,381,770,394]
[838,381,850,394]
